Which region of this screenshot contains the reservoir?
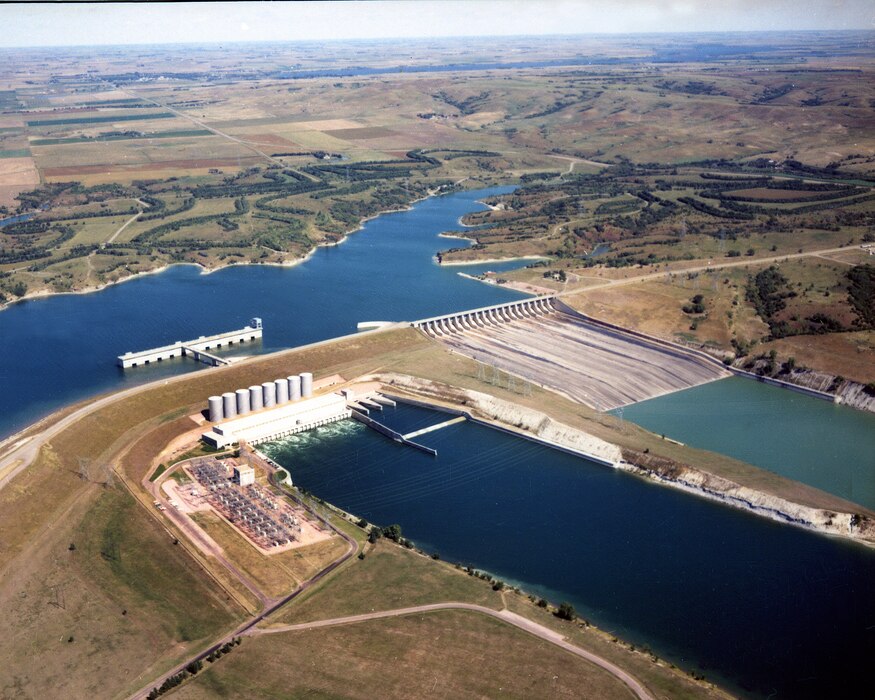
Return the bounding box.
[617,377,875,510]
[262,403,875,700]
[0,187,525,439]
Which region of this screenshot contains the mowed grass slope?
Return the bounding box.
[0,482,240,700]
[179,540,722,700]
[270,537,503,625]
[177,611,641,700]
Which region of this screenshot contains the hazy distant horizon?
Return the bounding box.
[1,28,873,54]
[1,1,872,49]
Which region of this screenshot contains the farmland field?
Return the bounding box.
[0,31,871,385]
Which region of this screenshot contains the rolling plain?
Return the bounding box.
[1,32,874,699]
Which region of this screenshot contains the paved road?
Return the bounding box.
[0,324,403,494]
[255,602,654,700]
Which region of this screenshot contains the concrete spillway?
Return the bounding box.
[416,298,729,411]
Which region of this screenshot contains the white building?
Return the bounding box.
[234,464,255,486]
[202,392,351,448]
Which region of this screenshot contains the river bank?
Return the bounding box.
[0,184,478,314]
[370,373,875,548]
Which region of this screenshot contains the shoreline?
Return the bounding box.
[375,373,875,549]
[0,186,464,314]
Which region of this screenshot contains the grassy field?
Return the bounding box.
[271,537,502,624]
[177,611,645,700]
[178,611,634,698]
[0,481,241,700]
[173,540,724,700]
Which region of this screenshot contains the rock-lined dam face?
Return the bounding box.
[414,297,729,411]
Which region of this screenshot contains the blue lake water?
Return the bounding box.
[0,212,35,228]
[262,404,875,700]
[0,187,526,439]
[617,377,875,510]
[4,179,875,698]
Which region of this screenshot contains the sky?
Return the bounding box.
[0,1,872,48]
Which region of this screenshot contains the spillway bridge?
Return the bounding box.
[118,317,263,369]
[413,295,557,337]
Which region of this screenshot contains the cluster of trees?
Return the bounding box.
[432,89,491,115]
[677,196,754,220]
[752,83,794,104]
[847,264,875,328]
[744,267,851,338]
[146,638,242,699]
[1,225,75,266]
[2,220,51,235]
[746,267,794,324]
[682,294,706,315]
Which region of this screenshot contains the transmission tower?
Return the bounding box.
[101,462,115,489]
[77,457,90,482]
[48,583,66,610]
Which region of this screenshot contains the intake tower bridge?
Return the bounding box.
[117,317,263,369]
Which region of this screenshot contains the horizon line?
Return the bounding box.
[1,27,873,51]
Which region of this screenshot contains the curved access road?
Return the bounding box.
[254,602,654,700]
[0,323,406,495]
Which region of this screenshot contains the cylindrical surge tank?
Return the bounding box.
[275,378,289,404]
[262,381,277,408]
[208,396,224,423]
[288,375,301,401]
[249,385,264,411]
[222,392,237,419]
[236,388,251,415]
[300,372,313,398]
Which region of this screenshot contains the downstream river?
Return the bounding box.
[0,187,524,439]
[262,403,875,700]
[618,377,875,510]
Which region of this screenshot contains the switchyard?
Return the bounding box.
[184,458,329,552]
[417,298,728,411]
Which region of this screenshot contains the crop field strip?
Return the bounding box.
[30,129,212,145]
[25,112,176,127]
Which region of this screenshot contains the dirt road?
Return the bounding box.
[255,602,654,700]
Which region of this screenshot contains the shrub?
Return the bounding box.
[555,602,577,621]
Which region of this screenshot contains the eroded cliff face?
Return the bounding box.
[373,373,875,548]
[737,362,875,413]
[376,373,622,465]
[620,449,875,545]
[787,370,875,413]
